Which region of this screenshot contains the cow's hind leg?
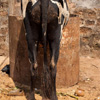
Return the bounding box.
[28,42,38,100]
[24,15,39,100]
[49,40,59,100]
[48,25,61,100]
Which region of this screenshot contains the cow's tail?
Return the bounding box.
[41,0,52,98]
[41,0,49,67]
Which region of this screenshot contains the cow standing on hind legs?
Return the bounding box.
[21,0,69,100]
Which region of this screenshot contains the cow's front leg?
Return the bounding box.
[47,23,61,100]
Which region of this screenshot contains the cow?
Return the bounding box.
[21,0,69,100]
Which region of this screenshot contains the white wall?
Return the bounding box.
[70,0,100,8]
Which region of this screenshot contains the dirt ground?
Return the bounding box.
[0,55,100,100]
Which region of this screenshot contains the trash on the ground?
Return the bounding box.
[8,89,24,96]
[1,65,10,75]
[57,92,79,100]
[94,97,100,100]
[75,88,85,97]
[97,97,100,99]
[92,64,98,68]
[67,93,79,100]
[87,78,91,81]
[85,78,92,83]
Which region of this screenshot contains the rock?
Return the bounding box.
[95,97,100,100]
[75,88,85,97]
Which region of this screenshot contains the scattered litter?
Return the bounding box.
[57,92,79,100]
[97,97,100,99]
[92,64,98,68]
[85,78,92,82]
[8,89,24,96]
[87,78,91,81]
[75,88,85,97]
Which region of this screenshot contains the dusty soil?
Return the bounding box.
[0,55,100,100]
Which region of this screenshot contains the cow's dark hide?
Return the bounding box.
[21,0,69,100]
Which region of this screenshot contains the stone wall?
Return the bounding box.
[0,0,8,55]
[0,0,100,57]
[69,0,100,57]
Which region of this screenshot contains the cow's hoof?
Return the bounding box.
[29,96,35,100]
[42,97,50,100]
[51,96,58,100]
[42,97,58,100]
[29,92,35,100]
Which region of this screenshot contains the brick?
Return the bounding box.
[0,49,5,56]
[80,18,85,26]
[0,2,8,8]
[0,0,8,2]
[0,28,8,35]
[96,8,100,18]
[0,43,6,50]
[83,9,96,19]
[97,18,100,25]
[0,36,6,43]
[80,27,92,36]
[85,20,95,26]
[0,11,8,16]
[74,7,83,15]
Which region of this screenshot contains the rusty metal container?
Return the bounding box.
[9,15,80,88]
